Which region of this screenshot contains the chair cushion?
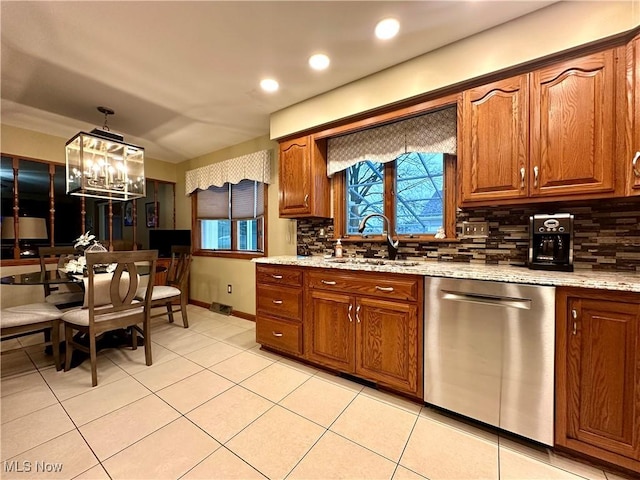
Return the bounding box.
[136,285,181,301]
[62,303,143,326]
[1,303,62,328]
[82,272,139,308]
[45,291,85,306]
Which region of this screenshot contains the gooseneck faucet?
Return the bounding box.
[358,213,399,260]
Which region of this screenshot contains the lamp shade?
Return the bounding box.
[65,129,145,201]
[1,217,48,240]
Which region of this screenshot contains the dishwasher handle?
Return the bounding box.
[441,290,531,310]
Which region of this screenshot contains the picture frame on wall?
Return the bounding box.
[124,201,134,226]
[145,202,158,228]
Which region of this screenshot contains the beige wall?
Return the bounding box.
[178,135,296,315]
[270,1,640,139]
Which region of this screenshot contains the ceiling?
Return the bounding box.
[1,1,555,164]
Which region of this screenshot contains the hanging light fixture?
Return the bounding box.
[65,106,146,201]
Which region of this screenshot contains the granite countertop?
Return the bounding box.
[254,256,640,293]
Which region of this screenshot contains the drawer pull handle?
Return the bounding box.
[321,280,337,285]
[348,303,353,322]
[272,331,283,337]
[375,286,394,292]
[272,300,283,305]
[271,274,283,279]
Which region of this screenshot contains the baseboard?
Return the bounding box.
[188,299,255,322]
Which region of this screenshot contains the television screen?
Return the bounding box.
[149,229,191,258]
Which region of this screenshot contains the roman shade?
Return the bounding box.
[185,150,271,194]
[327,107,456,176]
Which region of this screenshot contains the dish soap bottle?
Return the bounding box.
[335,238,343,258]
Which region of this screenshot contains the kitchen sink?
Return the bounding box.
[324,258,419,267]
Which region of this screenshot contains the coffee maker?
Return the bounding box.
[529,213,574,272]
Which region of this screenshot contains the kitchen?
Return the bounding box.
[1,1,639,479]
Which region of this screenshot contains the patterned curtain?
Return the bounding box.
[185,150,271,195]
[327,107,456,176]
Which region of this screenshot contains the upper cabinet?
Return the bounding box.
[278,136,331,218]
[628,34,640,196]
[460,47,625,205]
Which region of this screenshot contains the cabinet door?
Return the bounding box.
[530,50,618,197]
[305,289,355,372]
[629,35,640,195]
[355,296,420,396]
[460,75,529,204]
[557,291,640,466]
[279,137,312,216]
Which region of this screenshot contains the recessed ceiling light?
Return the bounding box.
[260,78,279,92]
[375,18,400,40]
[309,53,330,71]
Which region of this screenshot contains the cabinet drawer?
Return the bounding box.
[257,284,302,320]
[307,269,419,302]
[256,316,303,356]
[256,265,303,287]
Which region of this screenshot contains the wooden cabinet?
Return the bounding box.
[278,136,331,218]
[556,287,640,474]
[460,48,625,205]
[628,35,640,195]
[305,268,423,398]
[255,265,304,356]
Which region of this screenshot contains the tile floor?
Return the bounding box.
[0,305,633,480]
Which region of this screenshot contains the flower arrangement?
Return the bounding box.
[62,231,113,274]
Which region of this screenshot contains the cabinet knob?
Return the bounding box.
[520,167,526,189]
[633,151,640,178]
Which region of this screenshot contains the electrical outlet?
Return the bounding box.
[227,284,232,294]
[462,221,490,238]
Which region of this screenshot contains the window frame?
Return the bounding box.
[191,182,268,259]
[333,155,456,243]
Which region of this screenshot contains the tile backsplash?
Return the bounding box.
[296,199,640,272]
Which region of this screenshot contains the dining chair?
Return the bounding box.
[1,302,64,370]
[137,245,191,328]
[38,246,85,309]
[61,250,158,387]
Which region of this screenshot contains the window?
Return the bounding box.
[194,179,266,256]
[330,107,457,241]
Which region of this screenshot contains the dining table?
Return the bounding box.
[1,265,166,367]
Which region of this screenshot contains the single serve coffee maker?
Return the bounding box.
[529,213,574,272]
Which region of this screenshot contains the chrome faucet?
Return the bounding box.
[358,213,399,260]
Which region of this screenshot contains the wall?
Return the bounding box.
[297,199,640,272]
[270,1,639,139]
[177,135,296,315]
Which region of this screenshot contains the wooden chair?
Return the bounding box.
[38,246,85,309]
[138,245,191,328]
[61,250,158,387]
[1,302,64,370]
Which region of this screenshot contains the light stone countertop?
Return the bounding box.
[254,256,640,293]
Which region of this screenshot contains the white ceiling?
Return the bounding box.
[1,1,555,164]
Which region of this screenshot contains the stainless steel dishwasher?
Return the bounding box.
[424,277,555,445]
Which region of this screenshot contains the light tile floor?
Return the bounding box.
[0,305,633,480]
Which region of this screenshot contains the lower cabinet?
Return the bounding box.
[556,287,640,474]
[305,269,423,398]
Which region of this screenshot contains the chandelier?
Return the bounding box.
[65,106,146,201]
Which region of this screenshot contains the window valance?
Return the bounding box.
[327,107,456,176]
[185,150,271,195]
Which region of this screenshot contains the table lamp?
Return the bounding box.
[1,217,48,257]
